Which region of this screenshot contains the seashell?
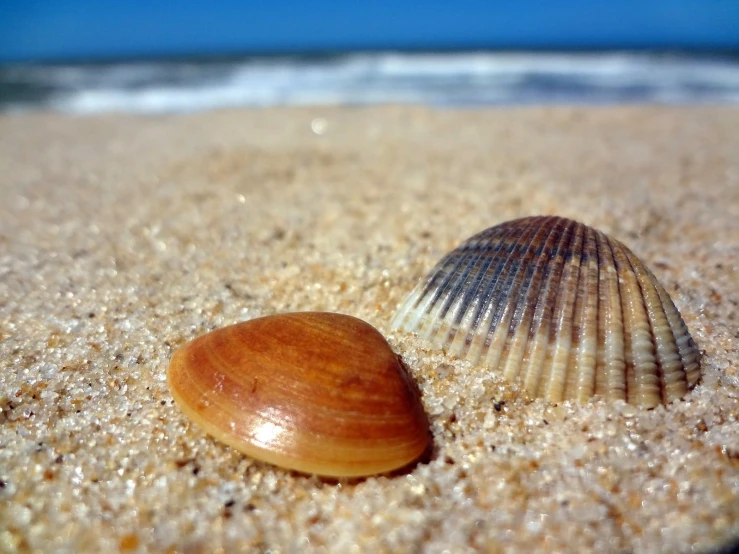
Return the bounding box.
[391,216,701,408]
[168,312,429,477]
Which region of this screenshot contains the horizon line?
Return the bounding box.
[2,45,739,67]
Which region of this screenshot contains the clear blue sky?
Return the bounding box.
[1,1,738,62]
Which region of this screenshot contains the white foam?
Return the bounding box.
[4,52,739,114]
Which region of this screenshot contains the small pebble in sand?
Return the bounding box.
[391,216,701,407]
[167,312,430,477]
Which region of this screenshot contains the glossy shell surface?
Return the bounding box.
[391,216,701,408]
[168,312,429,477]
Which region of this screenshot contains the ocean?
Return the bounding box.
[1,51,739,114]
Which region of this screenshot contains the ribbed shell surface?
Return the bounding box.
[391,216,701,408]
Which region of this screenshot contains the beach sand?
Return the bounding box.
[0,106,738,553]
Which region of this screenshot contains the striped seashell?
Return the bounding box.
[391,216,701,408]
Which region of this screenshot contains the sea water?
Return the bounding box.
[1,51,738,114]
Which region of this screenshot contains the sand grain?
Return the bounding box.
[0,106,738,553]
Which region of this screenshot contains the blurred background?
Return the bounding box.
[1,0,739,113]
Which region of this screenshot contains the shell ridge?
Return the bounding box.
[470,219,548,371]
[610,238,661,407]
[502,218,565,382]
[413,252,470,312]
[611,239,635,404]
[541,219,585,401]
[595,230,627,401]
[476,218,538,376]
[393,241,477,334]
[418,236,501,340]
[436,239,490,320]
[464,219,543,348]
[648,269,701,388]
[391,283,437,332]
[561,227,588,401]
[621,246,687,403]
[571,226,600,402]
[522,218,576,396]
[391,216,701,407]
[451,225,522,328]
[486,219,551,378]
[447,224,525,360]
[435,236,505,348]
[414,255,471,340]
[455,219,544,363]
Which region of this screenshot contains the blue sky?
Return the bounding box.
[1,1,738,62]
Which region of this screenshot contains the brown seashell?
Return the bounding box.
[391,216,701,408]
[168,312,429,477]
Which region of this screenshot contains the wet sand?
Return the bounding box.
[0,106,738,553]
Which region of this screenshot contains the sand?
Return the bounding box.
[0,106,738,553]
